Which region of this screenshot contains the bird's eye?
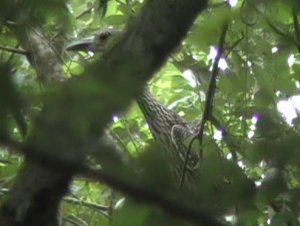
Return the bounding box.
[98,32,111,42]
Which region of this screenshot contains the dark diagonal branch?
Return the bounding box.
[180,23,229,184]
[196,23,229,159]
[76,5,94,20]
[292,0,300,53]
[0,45,27,55]
[225,34,244,57]
[80,166,225,226]
[3,133,223,226]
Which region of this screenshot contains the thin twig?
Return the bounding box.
[179,134,197,187]
[120,114,139,152]
[109,130,130,154]
[208,115,237,162]
[225,34,244,57]
[250,2,300,52]
[64,197,109,217]
[292,0,300,53]
[197,23,228,159]
[76,5,94,20]
[264,16,299,51]
[180,23,229,186]
[0,45,27,55]
[63,215,88,226]
[0,159,11,164]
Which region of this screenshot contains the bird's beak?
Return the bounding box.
[65,36,95,52]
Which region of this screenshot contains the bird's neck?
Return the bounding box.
[136,88,184,127]
[136,87,185,146]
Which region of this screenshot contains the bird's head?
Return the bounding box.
[66,29,119,52]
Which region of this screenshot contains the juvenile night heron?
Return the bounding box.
[66,29,199,183]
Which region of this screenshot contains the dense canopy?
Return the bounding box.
[0,0,300,226]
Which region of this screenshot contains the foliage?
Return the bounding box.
[1,0,300,225]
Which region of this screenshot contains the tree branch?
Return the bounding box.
[250,2,300,53]
[197,23,228,159]
[0,45,27,55]
[80,166,225,226]
[3,134,223,226]
[292,0,300,52]
[208,115,238,162]
[180,23,229,184]
[64,197,109,217]
[0,24,69,226]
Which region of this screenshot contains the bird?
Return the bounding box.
[66,29,200,184]
[65,29,258,217]
[136,86,199,182]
